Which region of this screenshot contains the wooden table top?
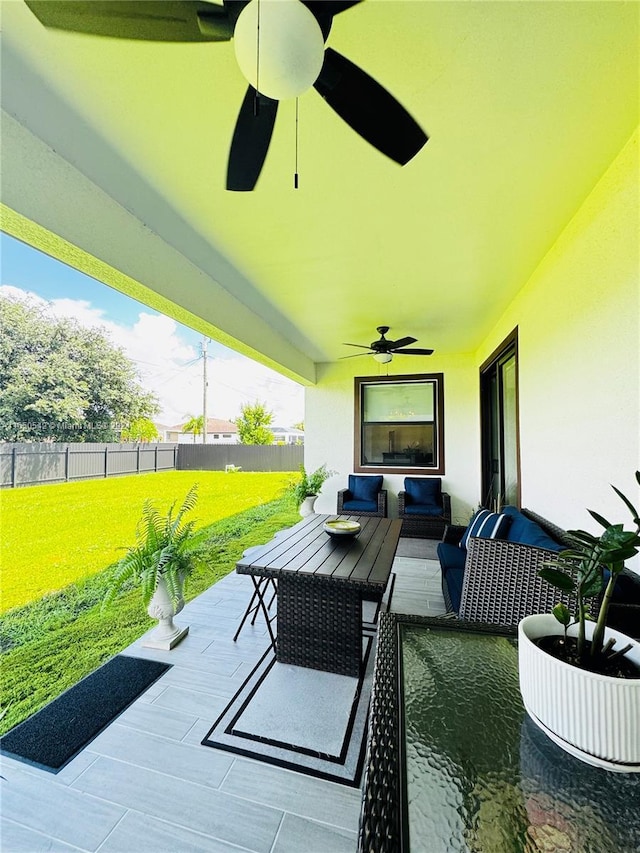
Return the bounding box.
[236,513,402,591]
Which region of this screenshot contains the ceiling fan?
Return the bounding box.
[342,326,434,363]
[24,0,428,191]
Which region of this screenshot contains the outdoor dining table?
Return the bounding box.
[235,513,402,676]
[358,613,640,853]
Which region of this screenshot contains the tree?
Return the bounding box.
[293,421,304,431]
[182,414,204,443]
[234,401,274,445]
[121,417,160,443]
[0,295,159,442]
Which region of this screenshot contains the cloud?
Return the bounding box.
[1,285,304,427]
[211,356,305,428]
[1,284,50,308]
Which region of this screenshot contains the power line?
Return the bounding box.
[138,357,202,384]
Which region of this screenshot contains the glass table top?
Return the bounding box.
[400,624,640,853]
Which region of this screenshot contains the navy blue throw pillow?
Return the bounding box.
[460,509,512,550]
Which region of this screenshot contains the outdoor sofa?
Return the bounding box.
[437,505,640,631]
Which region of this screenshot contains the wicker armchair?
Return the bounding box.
[337,474,388,517]
[398,477,451,539]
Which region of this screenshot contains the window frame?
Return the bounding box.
[353,373,445,475]
[480,328,520,508]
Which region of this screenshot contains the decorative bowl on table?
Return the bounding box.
[323,520,361,538]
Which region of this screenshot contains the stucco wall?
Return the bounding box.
[476,129,639,538]
[305,129,638,555]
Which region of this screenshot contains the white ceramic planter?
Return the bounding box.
[518,614,640,772]
[143,575,189,650]
[299,495,318,517]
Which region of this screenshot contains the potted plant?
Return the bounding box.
[293,464,334,517]
[104,484,199,649]
[518,471,640,771]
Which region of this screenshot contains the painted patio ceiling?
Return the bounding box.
[1,1,638,381]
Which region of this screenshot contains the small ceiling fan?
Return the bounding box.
[342,326,434,363]
[24,0,428,191]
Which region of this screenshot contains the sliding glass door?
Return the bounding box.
[480,330,520,509]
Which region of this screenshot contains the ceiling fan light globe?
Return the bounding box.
[373,352,393,364]
[234,0,325,101]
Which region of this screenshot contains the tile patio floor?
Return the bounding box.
[1,538,446,853]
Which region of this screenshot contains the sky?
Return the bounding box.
[0,233,305,428]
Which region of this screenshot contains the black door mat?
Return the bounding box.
[202,637,374,787]
[0,654,171,773]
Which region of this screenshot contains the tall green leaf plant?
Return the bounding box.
[539,471,640,663]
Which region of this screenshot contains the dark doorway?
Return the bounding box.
[480,329,520,508]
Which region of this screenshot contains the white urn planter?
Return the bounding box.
[518,613,640,772]
[143,575,189,650]
[299,495,318,518]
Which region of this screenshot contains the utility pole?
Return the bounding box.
[202,337,209,445]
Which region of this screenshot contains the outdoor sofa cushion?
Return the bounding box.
[404,477,441,507]
[342,498,380,512]
[349,474,383,502]
[502,505,563,552]
[401,478,445,516]
[436,541,466,612]
[608,570,640,602]
[403,503,445,516]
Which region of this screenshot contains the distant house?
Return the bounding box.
[270,426,304,445]
[165,418,239,444]
[153,423,174,442]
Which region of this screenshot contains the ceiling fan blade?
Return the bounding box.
[227,87,278,192]
[302,1,362,38]
[24,1,233,41]
[339,352,373,359]
[392,347,434,355]
[342,342,375,349]
[388,336,417,349]
[314,48,428,165]
[304,1,363,16]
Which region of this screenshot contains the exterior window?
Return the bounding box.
[213,434,219,439]
[354,374,445,474]
[223,434,232,438]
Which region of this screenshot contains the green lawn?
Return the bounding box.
[0,476,301,735]
[0,470,296,613]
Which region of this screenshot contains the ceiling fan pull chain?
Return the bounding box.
[294,97,300,189]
